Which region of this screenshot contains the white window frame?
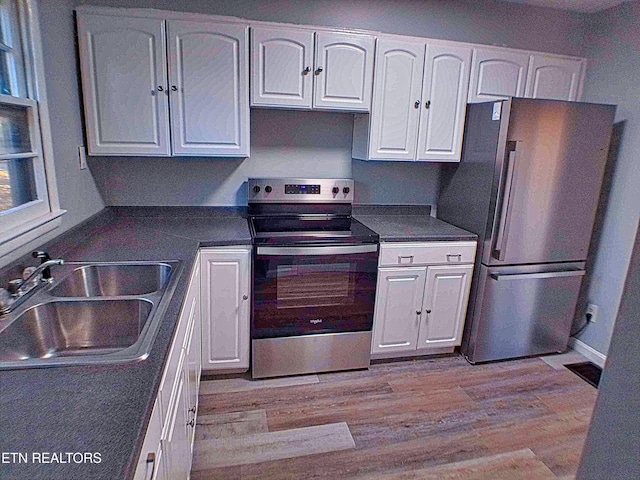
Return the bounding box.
[0,0,64,259]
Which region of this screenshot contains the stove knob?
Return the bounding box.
[253,185,261,193]
[343,187,350,194]
[332,187,339,194]
[265,185,272,193]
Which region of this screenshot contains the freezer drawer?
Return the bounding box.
[463,263,585,363]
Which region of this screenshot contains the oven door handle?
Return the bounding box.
[256,245,378,256]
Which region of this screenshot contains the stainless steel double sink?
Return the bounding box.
[0,261,181,370]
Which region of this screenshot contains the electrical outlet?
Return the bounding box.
[78,145,87,170]
[586,303,599,323]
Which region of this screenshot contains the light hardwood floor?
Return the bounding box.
[191,354,596,479]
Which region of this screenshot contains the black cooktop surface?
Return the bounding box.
[250,216,379,245]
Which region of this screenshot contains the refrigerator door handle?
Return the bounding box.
[490,270,586,281]
[493,141,519,261]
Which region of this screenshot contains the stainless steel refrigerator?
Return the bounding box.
[438,98,615,363]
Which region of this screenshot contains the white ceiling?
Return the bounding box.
[499,0,628,13]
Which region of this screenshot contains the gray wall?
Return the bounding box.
[577,220,640,480]
[75,0,587,206]
[574,0,640,355]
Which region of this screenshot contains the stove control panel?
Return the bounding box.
[248,178,354,203]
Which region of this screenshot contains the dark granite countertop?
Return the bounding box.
[353,205,477,242]
[0,207,251,480]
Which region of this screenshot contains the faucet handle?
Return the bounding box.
[32,251,51,262]
[6,279,24,295]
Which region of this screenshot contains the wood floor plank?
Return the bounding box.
[199,376,393,416]
[531,436,587,477]
[356,448,556,480]
[198,373,319,395]
[235,430,491,480]
[476,408,593,454]
[195,410,268,441]
[462,367,586,402]
[535,385,598,414]
[388,361,548,394]
[266,386,475,431]
[191,422,355,470]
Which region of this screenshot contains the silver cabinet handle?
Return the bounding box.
[414,101,420,109]
[416,310,422,315]
[171,85,178,92]
[242,294,248,300]
[257,245,377,256]
[425,100,431,109]
[303,66,311,75]
[315,67,323,75]
[446,254,462,262]
[144,453,155,480]
[157,86,164,92]
[490,270,586,281]
[426,309,431,314]
[187,419,195,427]
[398,255,414,264]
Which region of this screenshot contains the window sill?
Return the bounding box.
[0,209,66,260]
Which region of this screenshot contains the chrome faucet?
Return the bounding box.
[0,251,64,315]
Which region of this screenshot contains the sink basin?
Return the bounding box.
[0,299,153,361]
[50,263,172,297]
[0,260,182,369]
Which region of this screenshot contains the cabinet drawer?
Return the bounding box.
[379,242,476,266]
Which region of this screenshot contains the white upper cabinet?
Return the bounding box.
[251,26,314,108]
[77,14,170,156]
[525,54,584,101]
[168,21,250,156]
[313,31,375,110]
[251,26,374,111]
[354,38,471,162]
[367,38,425,160]
[417,43,472,162]
[77,11,249,157]
[468,48,530,102]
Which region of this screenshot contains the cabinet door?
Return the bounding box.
[200,248,251,371]
[183,295,200,457]
[371,267,426,354]
[168,21,249,156]
[468,48,529,103]
[313,32,375,111]
[77,14,170,156]
[163,353,191,480]
[368,38,425,160]
[417,43,472,162]
[251,26,314,108]
[417,264,473,349]
[133,398,165,480]
[525,54,584,101]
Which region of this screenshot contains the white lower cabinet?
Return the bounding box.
[371,242,475,358]
[200,247,251,372]
[134,259,201,480]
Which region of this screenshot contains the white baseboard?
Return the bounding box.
[568,337,607,368]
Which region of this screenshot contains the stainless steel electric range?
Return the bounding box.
[248,178,379,379]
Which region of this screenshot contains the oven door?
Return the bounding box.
[252,244,379,338]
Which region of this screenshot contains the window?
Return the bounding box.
[0,0,63,258]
